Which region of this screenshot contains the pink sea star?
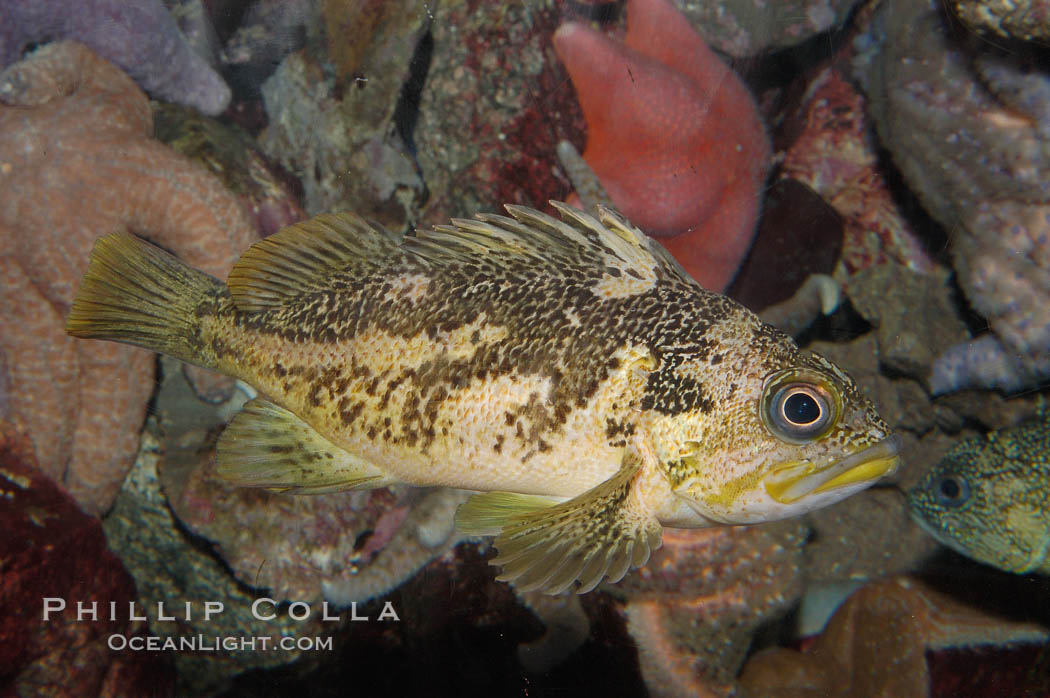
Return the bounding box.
[0,42,256,514]
[553,0,771,291]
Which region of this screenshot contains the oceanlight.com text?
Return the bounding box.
[107,634,334,652]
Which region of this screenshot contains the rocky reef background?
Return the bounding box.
[3,0,1050,696]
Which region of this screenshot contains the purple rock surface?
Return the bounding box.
[0,0,230,114]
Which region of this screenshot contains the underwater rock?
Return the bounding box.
[616,523,808,697]
[216,541,646,695]
[220,0,314,96]
[319,0,420,92]
[756,274,842,338]
[258,0,428,228]
[554,0,771,291]
[235,543,619,697]
[163,0,223,70]
[840,259,1045,434]
[803,484,939,587]
[413,0,582,224]
[676,0,858,57]
[152,358,466,607]
[0,42,256,514]
[779,65,938,279]
[855,0,1050,393]
[845,263,971,384]
[0,0,230,114]
[738,576,1049,698]
[103,411,321,695]
[933,388,1046,439]
[0,350,9,420]
[0,425,172,696]
[153,102,305,239]
[169,452,468,606]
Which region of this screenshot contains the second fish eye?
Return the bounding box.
[934,475,970,508]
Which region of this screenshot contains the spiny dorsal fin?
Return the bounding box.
[405,202,688,284]
[455,453,663,595]
[216,397,396,494]
[226,213,402,313]
[228,204,691,313]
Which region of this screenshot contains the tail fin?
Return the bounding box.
[66,232,224,367]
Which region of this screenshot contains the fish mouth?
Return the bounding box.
[764,434,902,504]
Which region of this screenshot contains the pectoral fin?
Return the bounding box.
[217,398,396,494]
[456,455,663,594]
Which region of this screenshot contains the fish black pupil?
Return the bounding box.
[784,392,820,425]
[938,477,960,500]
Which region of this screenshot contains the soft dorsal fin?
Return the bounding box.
[404,202,690,284]
[226,213,402,313]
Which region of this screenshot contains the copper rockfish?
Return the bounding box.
[67,203,900,594]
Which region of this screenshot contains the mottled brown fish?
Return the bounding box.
[909,411,1050,574]
[66,203,900,594]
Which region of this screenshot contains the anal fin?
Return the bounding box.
[455,454,663,595]
[217,398,396,494]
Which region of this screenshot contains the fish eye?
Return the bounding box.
[760,375,838,444]
[933,475,970,508]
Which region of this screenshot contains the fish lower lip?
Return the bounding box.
[764,434,902,504]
